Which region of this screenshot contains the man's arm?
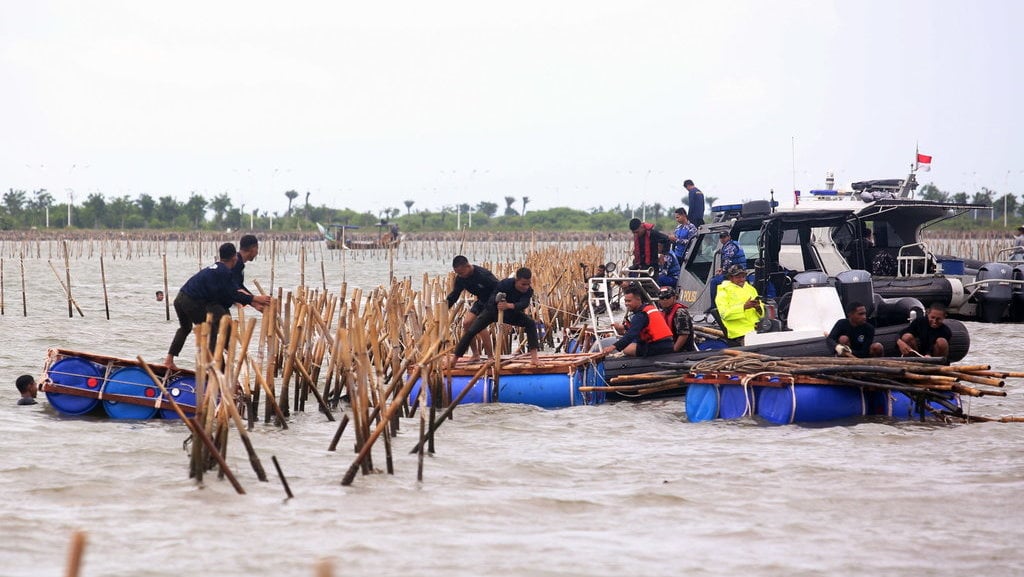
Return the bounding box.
[445,276,464,307]
[613,311,648,351]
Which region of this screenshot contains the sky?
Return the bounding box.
[2,0,1022,218]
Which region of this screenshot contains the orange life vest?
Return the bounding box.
[640,304,673,343]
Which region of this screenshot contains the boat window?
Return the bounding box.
[735,230,759,267]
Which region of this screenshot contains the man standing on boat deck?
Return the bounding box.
[684,179,705,226]
[629,218,670,272]
[233,234,264,312]
[827,301,883,358]
[715,265,762,345]
[669,207,698,261]
[451,267,539,366]
[897,303,951,357]
[164,243,272,371]
[446,255,500,361]
[602,285,675,357]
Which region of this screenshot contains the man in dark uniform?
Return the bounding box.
[232,234,264,311]
[446,255,499,360]
[897,303,951,357]
[827,301,883,357]
[451,267,540,366]
[164,243,272,371]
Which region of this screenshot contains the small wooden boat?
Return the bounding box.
[39,349,197,419]
[317,222,403,250]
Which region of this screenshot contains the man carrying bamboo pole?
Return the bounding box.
[446,255,499,361]
[164,243,272,371]
[450,267,539,366]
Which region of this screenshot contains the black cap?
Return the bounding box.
[658,286,676,299]
[718,231,730,238]
[726,264,745,277]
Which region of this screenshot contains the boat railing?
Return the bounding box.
[896,242,937,277]
[585,273,662,339]
[994,246,1024,263]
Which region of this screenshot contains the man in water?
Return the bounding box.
[897,303,951,357]
[164,243,272,371]
[15,375,37,405]
[155,290,164,302]
[451,267,540,366]
[602,284,675,357]
[827,301,883,357]
[684,179,705,226]
[446,255,500,360]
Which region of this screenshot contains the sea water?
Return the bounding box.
[1,243,1022,577]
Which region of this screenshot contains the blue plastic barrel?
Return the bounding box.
[102,366,158,419]
[685,383,719,422]
[408,375,491,407]
[495,371,584,408]
[867,390,960,420]
[719,384,757,419]
[45,357,103,416]
[160,375,197,419]
[582,362,606,405]
[697,339,729,351]
[757,384,865,424]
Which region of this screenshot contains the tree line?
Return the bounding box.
[1,183,1015,232]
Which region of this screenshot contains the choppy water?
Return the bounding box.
[1,245,1022,577]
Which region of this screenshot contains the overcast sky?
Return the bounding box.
[2,0,1021,218]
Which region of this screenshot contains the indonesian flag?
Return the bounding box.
[916,152,932,172]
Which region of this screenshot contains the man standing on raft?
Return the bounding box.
[446,255,499,361]
[450,267,540,366]
[164,243,272,371]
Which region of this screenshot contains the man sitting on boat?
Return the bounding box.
[669,207,698,261]
[826,301,883,358]
[601,285,674,357]
[896,303,951,358]
[708,231,747,306]
[714,264,762,346]
[656,286,695,352]
[656,252,680,288]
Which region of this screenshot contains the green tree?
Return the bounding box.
[504,196,517,216]
[4,189,26,217]
[82,192,107,228]
[209,193,232,226]
[155,196,178,225]
[136,194,156,223]
[918,183,949,202]
[183,193,208,228]
[107,195,134,228]
[521,196,530,216]
[285,189,299,216]
[404,199,415,215]
[476,201,498,217]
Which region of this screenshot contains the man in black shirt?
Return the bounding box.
[897,303,952,357]
[827,301,883,357]
[446,255,499,360]
[451,267,539,366]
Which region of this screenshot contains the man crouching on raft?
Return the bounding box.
[450,267,540,367]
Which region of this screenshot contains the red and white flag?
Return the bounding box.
[916,152,932,172]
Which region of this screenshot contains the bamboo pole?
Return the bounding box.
[20,253,25,316]
[100,255,110,320]
[63,240,73,318]
[163,253,171,321]
[64,531,87,577]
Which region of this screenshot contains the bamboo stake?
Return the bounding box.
[100,255,110,320]
[47,261,84,316]
[163,253,170,321]
[20,253,26,316]
[63,240,73,318]
[64,531,87,577]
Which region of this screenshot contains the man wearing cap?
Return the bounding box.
[657,286,695,352]
[629,218,670,273]
[164,243,272,371]
[714,264,763,345]
[602,284,675,357]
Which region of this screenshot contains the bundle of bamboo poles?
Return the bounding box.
[587,350,1022,422]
